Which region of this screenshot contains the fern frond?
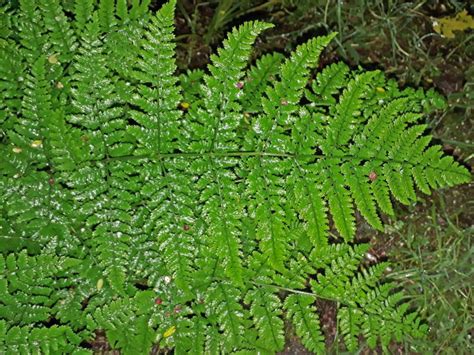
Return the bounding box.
[206,282,247,352]
[306,61,349,106]
[371,174,395,215]
[188,21,273,282]
[7,56,50,172]
[284,294,325,354]
[172,316,207,354]
[243,34,336,269]
[244,287,284,352]
[180,69,205,107]
[17,0,47,61]
[98,0,115,31]
[0,1,470,353]
[73,0,94,31]
[125,0,181,155]
[90,291,157,353]
[338,306,362,352]
[241,53,284,113]
[289,166,329,247]
[342,163,383,231]
[0,320,83,355]
[257,33,337,149]
[322,71,377,152]
[0,252,80,325]
[0,36,23,127]
[309,244,428,351]
[323,163,356,241]
[38,0,77,62]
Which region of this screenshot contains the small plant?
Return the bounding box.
[0,0,470,353]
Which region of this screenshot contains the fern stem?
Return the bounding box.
[102,152,470,180]
[106,151,313,162]
[251,281,340,303]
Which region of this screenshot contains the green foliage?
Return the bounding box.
[0,0,470,353]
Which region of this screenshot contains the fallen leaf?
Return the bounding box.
[433,10,474,38]
[163,325,176,338]
[48,53,59,64]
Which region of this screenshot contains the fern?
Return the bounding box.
[0,1,470,353]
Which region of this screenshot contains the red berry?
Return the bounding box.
[369,171,377,182]
[155,298,163,305]
[183,224,190,231]
[235,81,244,89]
[48,177,55,185]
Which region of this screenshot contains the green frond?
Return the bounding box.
[0,320,83,355]
[289,166,329,247]
[17,0,47,61]
[7,56,50,172]
[206,282,247,352]
[0,1,470,353]
[384,163,414,205]
[38,0,77,62]
[284,294,325,354]
[90,291,157,353]
[323,71,377,152]
[190,21,273,152]
[241,53,284,113]
[0,251,81,325]
[180,69,205,106]
[73,0,94,31]
[116,0,152,22]
[0,39,23,127]
[172,316,207,354]
[125,0,181,155]
[310,243,369,300]
[371,172,395,215]
[245,157,291,271]
[323,164,356,241]
[98,0,115,31]
[307,61,350,106]
[342,163,383,231]
[142,159,198,292]
[338,307,362,352]
[421,146,471,187]
[309,244,428,351]
[351,97,410,159]
[257,33,336,147]
[244,288,284,352]
[208,21,274,94]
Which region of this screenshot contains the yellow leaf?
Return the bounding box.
[163,325,176,338]
[180,102,190,109]
[97,278,104,291]
[433,10,474,38]
[376,87,385,93]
